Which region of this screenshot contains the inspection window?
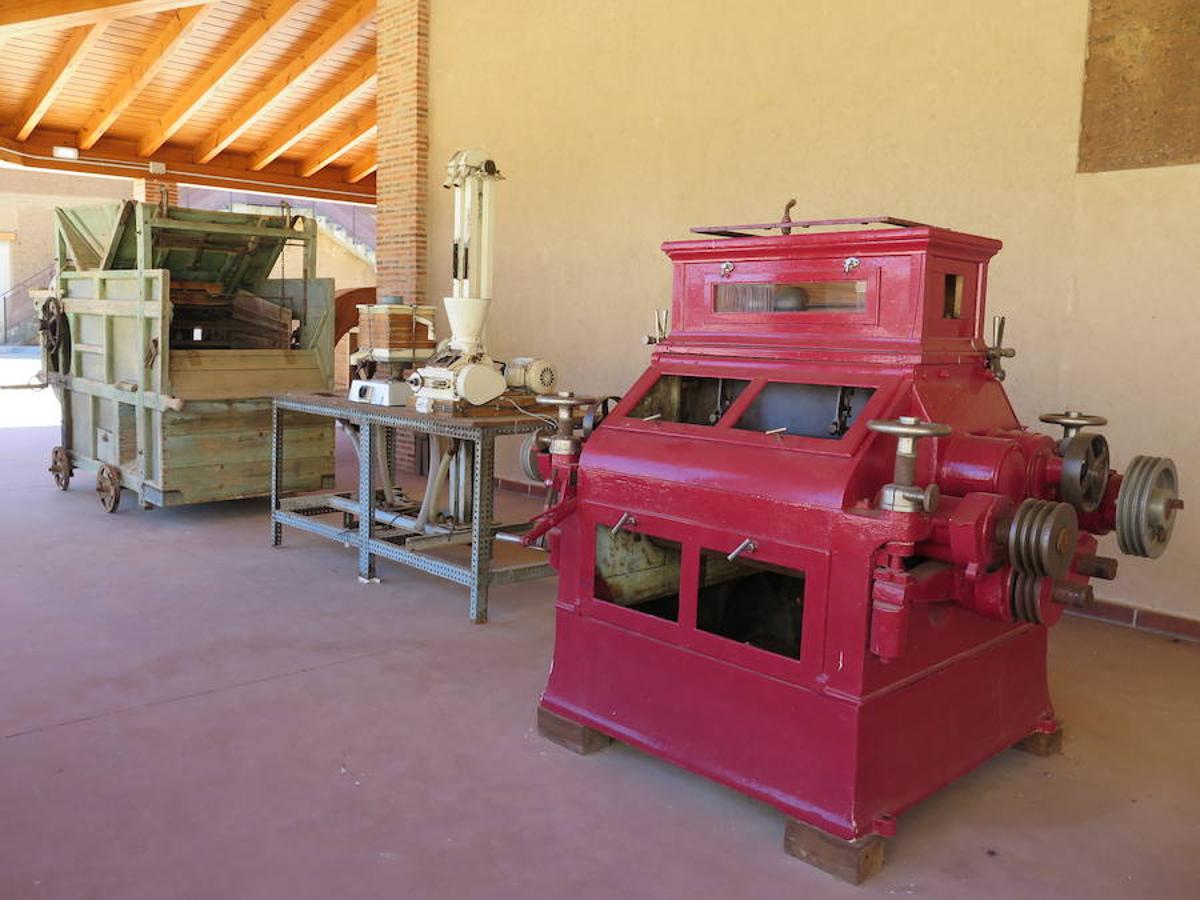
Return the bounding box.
[629,374,749,425]
[714,280,867,314]
[594,525,683,622]
[942,273,964,319]
[734,383,875,439]
[697,550,804,659]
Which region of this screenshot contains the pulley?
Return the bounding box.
[1116,455,1181,558]
[1007,498,1078,579]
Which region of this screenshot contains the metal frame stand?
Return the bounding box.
[270,391,552,623]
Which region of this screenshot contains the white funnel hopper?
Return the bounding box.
[444,296,491,353]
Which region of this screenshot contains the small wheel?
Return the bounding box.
[96,464,123,514]
[49,446,72,490]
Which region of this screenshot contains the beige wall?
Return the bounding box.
[425,0,1199,618]
[0,169,132,338]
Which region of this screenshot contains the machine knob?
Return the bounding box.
[536,391,597,456]
[868,417,951,514]
[1039,411,1107,440]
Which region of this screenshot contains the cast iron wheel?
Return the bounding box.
[49,446,72,490]
[96,464,123,514]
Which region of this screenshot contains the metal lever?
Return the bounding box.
[611,512,637,535]
[642,309,670,345]
[985,315,1016,381]
[727,538,757,561]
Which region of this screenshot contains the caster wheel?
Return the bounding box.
[49,446,72,490]
[96,464,122,514]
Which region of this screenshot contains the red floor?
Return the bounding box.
[1,421,1198,899]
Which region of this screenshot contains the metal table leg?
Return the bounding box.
[271,401,283,546]
[469,431,496,623]
[358,421,377,582]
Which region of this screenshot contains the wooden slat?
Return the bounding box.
[192,0,375,164]
[77,5,213,149]
[345,149,376,183]
[13,21,108,140]
[299,110,376,177]
[137,0,305,157]
[248,56,375,170]
[0,0,205,38]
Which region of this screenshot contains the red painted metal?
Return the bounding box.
[531,222,1129,844]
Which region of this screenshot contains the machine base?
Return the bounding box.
[783,818,886,885]
[1013,720,1064,757]
[537,705,613,755]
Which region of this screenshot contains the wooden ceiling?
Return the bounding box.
[0,0,377,203]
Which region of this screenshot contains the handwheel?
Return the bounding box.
[49,446,72,490]
[1039,411,1107,441]
[866,417,952,439]
[96,464,123,514]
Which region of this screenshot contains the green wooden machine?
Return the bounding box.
[36,200,336,512]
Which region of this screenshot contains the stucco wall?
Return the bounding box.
[425,0,1198,617]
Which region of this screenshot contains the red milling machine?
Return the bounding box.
[520,213,1183,883]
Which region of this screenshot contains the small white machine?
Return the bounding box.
[348,378,411,406]
[408,149,555,413]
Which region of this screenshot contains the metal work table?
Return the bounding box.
[270,391,553,623]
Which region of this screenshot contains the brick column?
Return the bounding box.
[377,0,429,473]
[132,176,179,206]
[376,0,429,303]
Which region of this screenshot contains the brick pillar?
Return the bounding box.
[132,176,179,206]
[376,0,429,304]
[378,0,429,473]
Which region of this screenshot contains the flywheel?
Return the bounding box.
[1116,456,1180,558]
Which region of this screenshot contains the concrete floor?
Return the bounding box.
[2,372,1199,898]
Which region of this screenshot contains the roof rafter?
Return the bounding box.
[192,0,375,165]
[137,0,305,157]
[14,21,109,141]
[78,4,213,150]
[299,110,376,178]
[0,0,206,38]
[0,127,375,204]
[345,151,377,184]
[248,56,376,171]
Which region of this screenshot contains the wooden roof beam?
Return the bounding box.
[345,151,377,184]
[137,0,304,157]
[248,57,376,171]
[78,4,213,149]
[299,111,376,178]
[13,21,109,141]
[192,0,375,165]
[0,1,206,38]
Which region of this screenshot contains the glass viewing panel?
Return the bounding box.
[697,550,804,659]
[734,383,875,439]
[594,526,682,622]
[629,375,749,426]
[714,280,867,314]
